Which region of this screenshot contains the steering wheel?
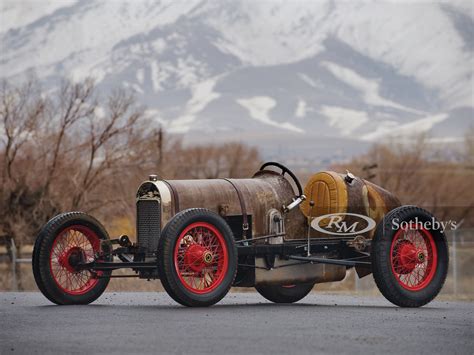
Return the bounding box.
[259,161,303,197]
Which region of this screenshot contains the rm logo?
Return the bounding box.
[311,213,376,236]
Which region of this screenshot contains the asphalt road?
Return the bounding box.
[0,292,472,355]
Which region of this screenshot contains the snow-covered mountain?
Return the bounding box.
[1,0,472,162]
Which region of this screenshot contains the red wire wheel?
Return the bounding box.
[372,206,448,308]
[390,225,437,291]
[158,208,237,307]
[174,222,229,294]
[33,212,111,305]
[49,225,102,295]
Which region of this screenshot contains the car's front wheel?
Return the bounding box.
[32,212,112,305]
[157,208,238,307]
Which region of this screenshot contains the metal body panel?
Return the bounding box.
[136,170,400,243]
[134,169,401,286]
[255,257,346,285]
[160,172,306,240]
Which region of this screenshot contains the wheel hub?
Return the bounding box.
[394,240,425,274]
[184,244,213,272]
[203,251,214,264]
[389,224,439,292]
[58,247,84,273]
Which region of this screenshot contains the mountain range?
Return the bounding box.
[1,0,472,165]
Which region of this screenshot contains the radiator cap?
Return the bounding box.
[149,174,158,181]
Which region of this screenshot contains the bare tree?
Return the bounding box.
[171,143,260,179]
[0,78,145,289]
[69,90,143,209]
[0,77,263,290]
[1,80,44,184]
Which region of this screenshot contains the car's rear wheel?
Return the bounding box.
[157,208,237,307]
[372,206,448,307]
[256,283,314,303]
[32,212,112,305]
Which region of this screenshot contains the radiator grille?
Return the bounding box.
[137,199,161,255]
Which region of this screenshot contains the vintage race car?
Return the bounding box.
[32,162,448,307]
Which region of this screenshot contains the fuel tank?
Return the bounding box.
[299,171,401,239]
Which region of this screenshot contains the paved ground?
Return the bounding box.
[0,292,472,355]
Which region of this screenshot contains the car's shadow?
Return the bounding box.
[37,301,444,311]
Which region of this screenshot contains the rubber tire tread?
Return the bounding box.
[157,208,237,307]
[32,212,111,305]
[255,283,314,303]
[372,206,448,307]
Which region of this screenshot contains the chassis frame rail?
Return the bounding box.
[287,255,371,267]
[77,237,371,273]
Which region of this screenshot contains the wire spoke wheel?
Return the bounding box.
[50,225,102,295]
[390,224,437,291]
[372,206,448,308]
[158,208,237,307]
[174,222,228,294]
[32,212,111,305]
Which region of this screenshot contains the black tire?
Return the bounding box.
[372,206,449,307]
[256,283,314,303]
[157,208,237,307]
[32,212,111,305]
